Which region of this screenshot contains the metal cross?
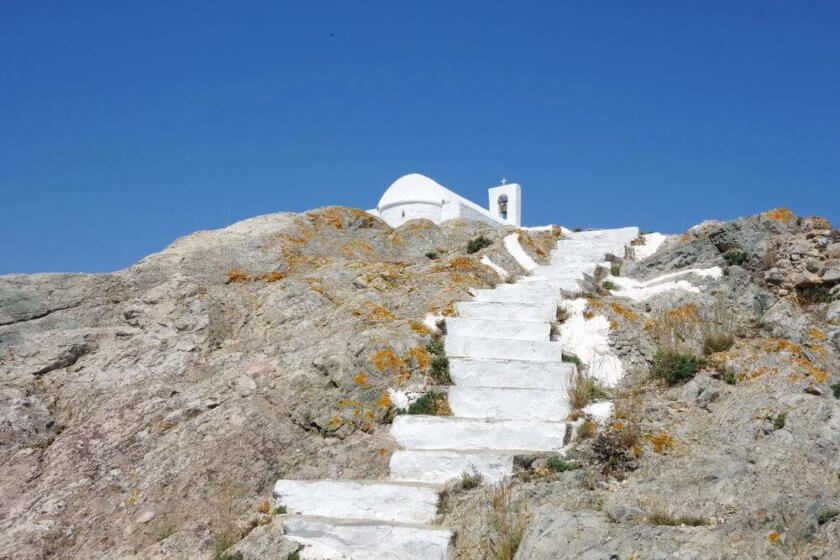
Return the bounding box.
[500,178,508,185]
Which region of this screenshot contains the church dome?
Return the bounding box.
[377,173,452,209]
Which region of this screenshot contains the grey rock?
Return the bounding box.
[823,266,840,285]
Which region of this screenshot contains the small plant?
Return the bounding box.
[567,368,609,410]
[772,412,787,430]
[486,483,528,560]
[287,552,301,560]
[818,509,839,525]
[650,349,705,385]
[556,305,570,323]
[429,356,451,384]
[611,263,621,276]
[723,250,749,266]
[832,383,840,399]
[211,526,242,560]
[703,332,734,355]
[546,456,578,472]
[601,280,616,291]
[273,505,287,514]
[577,419,597,439]
[427,336,444,356]
[425,251,439,260]
[504,275,516,284]
[646,510,709,527]
[408,391,451,415]
[797,284,833,305]
[458,469,483,490]
[562,352,582,367]
[466,235,493,254]
[722,370,737,385]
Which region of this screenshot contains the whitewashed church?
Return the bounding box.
[367,173,522,228]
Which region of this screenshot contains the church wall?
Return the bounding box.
[379,201,441,227]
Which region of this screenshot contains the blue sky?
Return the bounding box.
[2,1,838,273]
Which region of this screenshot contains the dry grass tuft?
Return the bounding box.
[485,483,528,560]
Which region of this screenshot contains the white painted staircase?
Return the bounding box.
[272,227,639,559]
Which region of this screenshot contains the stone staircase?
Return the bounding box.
[272,227,640,559]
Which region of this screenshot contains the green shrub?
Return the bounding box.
[408,391,450,415]
[611,263,621,276]
[562,353,582,367]
[723,250,748,266]
[650,349,705,385]
[466,236,493,254]
[601,280,616,291]
[429,356,451,384]
[546,456,578,472]
[458,469,483,490]
[556,305,570,323]
[273,505,287,514]
[797,284,833,304]
[425,251,439,260]
[287,552,301,560]
[832,383,840,399]
[818,509,839,525]
[772,412,787,430]
[722,371,737,385]
[426,336,445,356]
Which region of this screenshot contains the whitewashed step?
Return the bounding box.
[471,287,556,305]
[391,415,568,451]
[445,317,550,341]
[447,386,570,421]
[445,335,562,362]
[282,516,453,560]
[273,479,439,524]
[449,358,575,389]
[455,301,556,322]
[389,449,513,485]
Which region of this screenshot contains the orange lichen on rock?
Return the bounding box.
[666,304,699,320]
[610,302,640,321]
[372,347,402,373]
[327,416,344,428]
[583,311,595,320]
[376,391,392,408]
[644,431,676,454]
[353,371,369,387]
[442,302,457,317]
[434,256,477,271]
[227,269,250,283]
[808,328,827,341]
[408,346,430,369]
[768,531,781,543]
[339,238,375,258]
[409,320,431,334]
[262,271,287,282]
[763,208,795,223]
[609,318,619,331]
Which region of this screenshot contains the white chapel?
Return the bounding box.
[367,173,522,228]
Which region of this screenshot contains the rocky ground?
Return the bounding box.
[0,207,557,559]
[2,206,839,560]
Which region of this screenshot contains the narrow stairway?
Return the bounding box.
[272,227,640,559]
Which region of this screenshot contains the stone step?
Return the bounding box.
[389,449,514,485]
[272,479,439,525]
[471,286,557,305]
[282,515,453,560]
[454,301,556,322]
[391,415,569,451]
[445,335,562,362]
[444,317,550,341]
[449,358,575,389]
[447,386,570,421]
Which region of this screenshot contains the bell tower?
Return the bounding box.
[488,179,521,226]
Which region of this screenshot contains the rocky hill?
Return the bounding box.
[1,207,838,559]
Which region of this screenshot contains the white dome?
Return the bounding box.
[377,174,453,209]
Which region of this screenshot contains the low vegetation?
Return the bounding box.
[426,336,452,384]
[425,250,439,260]
[466,235,493,254]
[457,469,483,490]
[546,456,579,472]
[601,280,617,291]
[611,263,621,276]
[645,508,709,527]
[485,483,528,560]
[407,391,451,415]
[818,509,839,525]
[567,368,610,410]
[650,349,705,385]
[723,250,749,266]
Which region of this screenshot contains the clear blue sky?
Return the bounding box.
[2,1,838,273]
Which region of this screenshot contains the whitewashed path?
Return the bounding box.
[272,227,640,559]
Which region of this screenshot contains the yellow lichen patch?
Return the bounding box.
[377,448,388,457]
[665,304,699,320]
[408,346,430,370]
[586,297,603,308]
[227,268,250,283]
[257,500,270,514]
[123,488,141,507]
[518,232,548,258]
[433,256,477,271]
[442,302,457,317]
[768,531,781,543]
[763,208,795,224]
[808,328,827,341]
[387,232,405,246]
[339,238,375,259]
[643,432,676,454]
[582,311,595,320]
[396,364,412,386]
[327,416,344,428]
[337,398,364,408]
[409,320,431,334]
[365,302,396,322]
[372,347,402,373]
[610,302,640,321]
[376,391,392,408]
[609,318,619,331]
[261,271,287,282]
[354,371,369,387]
